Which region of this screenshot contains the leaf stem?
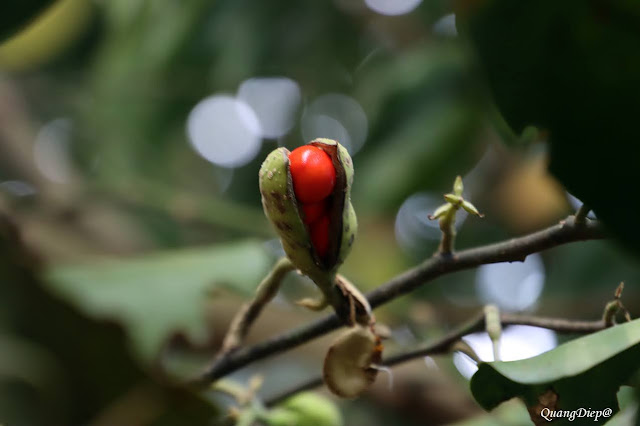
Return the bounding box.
[219,257,295,355]
[574,203,591,225]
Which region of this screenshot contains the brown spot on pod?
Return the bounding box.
[270,191,287,214]
[275,221,293,232]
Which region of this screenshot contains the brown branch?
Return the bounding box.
[191,215,605,388]
[265,313,607,406]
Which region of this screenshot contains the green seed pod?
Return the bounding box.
[259,138,361,321]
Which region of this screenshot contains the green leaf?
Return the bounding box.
[457,0,640,253]
[266,392,343,426]
[603,387,638,426]
[45,240,272,361]
[0,214,218,424]
[448,399,531,426]
[0,0,54,42]
[470,319,640,425]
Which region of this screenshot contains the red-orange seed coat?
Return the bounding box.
[310,214,330,258]
[302,200,329,225]
[288,145,336,204]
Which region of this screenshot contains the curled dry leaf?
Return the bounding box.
[323,324,383,398]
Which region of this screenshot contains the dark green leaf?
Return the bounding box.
[458,0,640,253]
[0,0,54,42]
[470,319,640,425]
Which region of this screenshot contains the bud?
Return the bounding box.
[444,193,463,205]
[484,304,501,342]
[453,175,464,196]
[428,203,453,220]
[462,200,484,217]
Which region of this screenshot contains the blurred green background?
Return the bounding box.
[1,0,639,425]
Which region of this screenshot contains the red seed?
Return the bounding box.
[310,214,330,258]
[301,200,329,225]
[289,145,336,203]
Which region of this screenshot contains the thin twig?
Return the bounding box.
[484,305,501,361]
[574,203,591,224]
[191,216,605,388]
[265,313,607,406]
[220,257,295,355]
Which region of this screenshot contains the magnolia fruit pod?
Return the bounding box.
[259,138,363,323]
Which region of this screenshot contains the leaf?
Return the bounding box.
[352,44,484,212]
[0,0,54,42]
[457,0,640,253]
[46,240,272,361]
[0,213,217,425]
[355,100,481,211]
[0,0,93,70]
[470,319,640,425]
[603,387,638,426]
[448,399,532,426]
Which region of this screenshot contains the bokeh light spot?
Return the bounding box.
[432,14,457,37]
[476,253,545,312]
[0,180,36,196]
[365,0,422,16]
[566,192,597,219]
[237,77,301,139]
[187,95,262,168]
[395,192,468,254]
[453,326,557,379]
[301,93,368,155]
[33,118,74,183]
[301,115,350,150]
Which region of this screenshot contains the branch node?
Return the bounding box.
[451,340,481,364]
[574,203,591,225]
[603,282,631,326]
[429,175,483,255]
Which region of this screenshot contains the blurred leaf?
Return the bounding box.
[266,392,344,426]
[470,319,640,425]
[448,399,531,426]
[457,0,640,253]
[0,0,93,70]
[356,99,481,211]
[46,240,272,361]
[0,0,54,42]
[0,213,217,425]
[354,45,484,211]
[602,387,637,426]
